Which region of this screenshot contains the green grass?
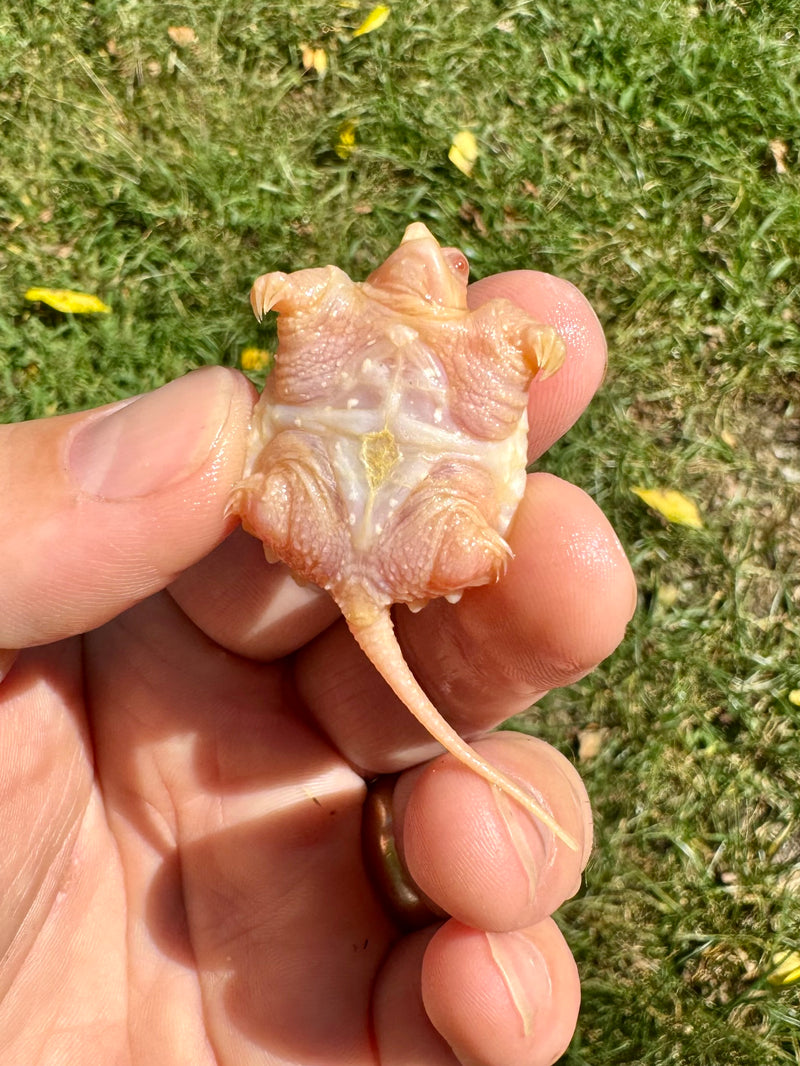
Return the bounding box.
[2,1,799,1062]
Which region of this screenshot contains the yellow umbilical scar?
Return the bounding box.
[361,427,401,492]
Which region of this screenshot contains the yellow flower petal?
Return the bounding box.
[448,130,479,177]
[25,288,111,314]
[336,119,357,159]
[240,347,273,372]
[788,689,800,706]
[632,486,704,529]
[767,950,800,987]
[353,5,390,37]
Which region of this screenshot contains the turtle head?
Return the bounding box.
[364,223,469,315]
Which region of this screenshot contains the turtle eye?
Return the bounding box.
[442,248,469,282]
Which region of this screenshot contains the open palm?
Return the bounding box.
[0,272,634,1065]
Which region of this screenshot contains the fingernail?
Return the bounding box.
[494,787,549,907]
[69,368,236,500]
[486,930,551,1039]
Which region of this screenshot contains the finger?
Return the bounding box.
[372,918,580,1066]
[372,929,459,1065]
[168,527,340,661]
[295,473,635,773]
[400,473,636,716]
[395,733,592,933]
[422,917,580,1066]
[0,367,254,650]
[468,270,607,461]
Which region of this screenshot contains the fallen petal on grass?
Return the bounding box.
[766,950,800,987]
[24,288,111,314]
[336,119,358,158]
[448,129,479,176]
[352,5,390,37]
[240,347,273,372]
[632,486,704,529]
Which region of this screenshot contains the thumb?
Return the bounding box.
[0,366,255,653]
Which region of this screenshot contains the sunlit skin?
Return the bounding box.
[0,267,635,1065]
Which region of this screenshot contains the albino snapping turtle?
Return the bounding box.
[228,223,574,847]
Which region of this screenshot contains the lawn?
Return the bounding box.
[1,1,799,1062]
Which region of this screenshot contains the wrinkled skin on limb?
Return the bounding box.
[229,223,573,843]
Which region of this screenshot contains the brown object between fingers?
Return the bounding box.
[362,775,446,930]
[227,223,576,850]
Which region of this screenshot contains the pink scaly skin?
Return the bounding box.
[228,223,577,849]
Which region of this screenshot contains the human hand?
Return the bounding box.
[0,270,634,1065]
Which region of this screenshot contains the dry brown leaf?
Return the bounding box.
[301,45,327,75]
[577,727,609,762]
[459,201,488,236]
[769,138,789,174]
[168,26,197,47]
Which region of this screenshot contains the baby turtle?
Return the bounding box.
[228,223,574,848]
